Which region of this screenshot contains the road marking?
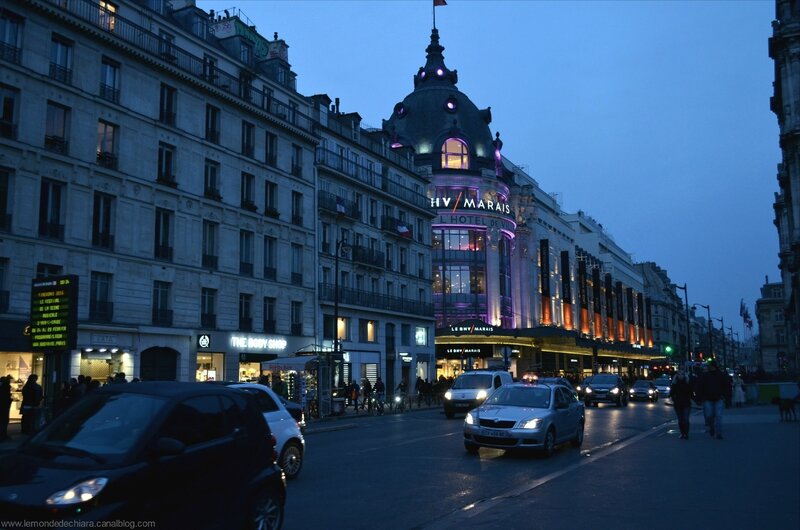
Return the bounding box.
[419,420,673,529]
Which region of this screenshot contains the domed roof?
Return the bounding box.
[382,29,497,171]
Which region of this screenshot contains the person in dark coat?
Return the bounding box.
[0,375,12,441]
[695,360,732,439]
[21,374,43,435]
[669,371,693,439]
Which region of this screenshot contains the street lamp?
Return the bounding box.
[714,316,726,371]
[693,303,713,362]
[331,233,350,414]
[672,283,692,364]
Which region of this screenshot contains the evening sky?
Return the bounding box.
[200,0,779,338]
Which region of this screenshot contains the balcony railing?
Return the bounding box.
[152,308,173,327]
[155,244,173,261]
[159,109,176,126]
[201,313,216,329]
[44,135,68,154]
[319,283,434,317]
[89,300,114,323]
[203,188,222,201]
[291,272,302,286]
[205,129,219,144]
[99,83,119,103]
[317,190,360,220]
[239,317,253,331]
[0,120,16,140]
[96,151,118,169]
[291,323,303,336]
[156,174,177,188]
[241,199,258,212]
[49,63,72,84]
[92,231,114,250]
[350,245,385,269]
[291,214,303,226]
[200,254,216,270]
[264,206,280,219]
[38,221,64,241]
[0,213,11,232]
[43,0,315,133]
[263,266,276,280]
[263,319,276,333]
[0,42,21,64]
[381,215,414,239]
[0,290,9,313]
[240,262,254,276]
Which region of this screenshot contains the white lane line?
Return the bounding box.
[422,420,673,529]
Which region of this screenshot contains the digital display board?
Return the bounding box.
[30,275,79,351]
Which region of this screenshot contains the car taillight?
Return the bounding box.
[270,433,278,463]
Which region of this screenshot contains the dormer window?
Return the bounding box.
[394,102,406,117]
[441,138,469,170]
[445,96,457,112]
[420,70,426,78]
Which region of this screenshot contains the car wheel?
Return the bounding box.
[464,441,480,455]
[571,421,584,448]
[249,490,283,530]
[445,410,455,419]
[541,427,556,458]
[279,441,303,480]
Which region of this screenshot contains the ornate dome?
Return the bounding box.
[382,29,496,172]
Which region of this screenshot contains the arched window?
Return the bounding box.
[441,138,469,170]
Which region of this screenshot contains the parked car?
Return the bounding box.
[443,370,514,419]
[629,380,659,402]
[225,383,305,480]
[277,396,306,433]
[463,382,585,457]
[0,382,285,529]
[654,377,671,398]
[575,376,594,399]
[537,377,578,397]
[583,374,629,407]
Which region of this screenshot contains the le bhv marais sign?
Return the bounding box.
[429,196,515,218]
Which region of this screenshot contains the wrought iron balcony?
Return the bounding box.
[92,231,114,250]
[89,300,114,323]
[264,206,280,219]
[319,282,433,317]
[0,120,16,140]
[240,262,254,276]
[152,308,173,327]
[263,266,276,280]
[239,317,253,331]
[44,135,68,154]
[96,151,118,169]
[0,42,21,64]
[38,221,64,241]
[241,199,258,212]
[201,313,216,329]
[291,272,303,286]
[99,83,119,103]
[156,174,177,188]
[49,63,72,84]
[263,319,276,333]
[202,254,218,270]
[291,323,303,336]
[317,190,360,220]
[154,244,173,261]
[203,188,222,201]
[350,245,385,269]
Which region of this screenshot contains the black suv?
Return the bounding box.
[0,382,286,529]
[583,374,629,407]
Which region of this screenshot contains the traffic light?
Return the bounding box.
[664,344,674,356]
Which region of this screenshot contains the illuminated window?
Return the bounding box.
[441,138,469,169]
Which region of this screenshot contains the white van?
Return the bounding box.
[443,370,514,418]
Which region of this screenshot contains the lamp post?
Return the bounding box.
[673,283,692,364]
[714,316,726,371]
[693,303,713,362]
[331,233,350,415]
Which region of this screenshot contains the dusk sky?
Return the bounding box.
[200,0,779,338]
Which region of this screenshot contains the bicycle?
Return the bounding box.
[374,392,385,415]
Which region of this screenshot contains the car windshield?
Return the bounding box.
[633,381,650,388]
[27,392,168,465]
[452,374,493,390]
[484,386,551,408]
[592,375,619,384]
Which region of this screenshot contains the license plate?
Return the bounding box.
[479,428,510,437]
[454,403,470,408]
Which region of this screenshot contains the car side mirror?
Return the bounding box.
[155,437,186,457]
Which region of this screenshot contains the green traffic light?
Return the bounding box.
[664,345,674,354]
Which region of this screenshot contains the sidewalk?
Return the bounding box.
[304,396,442,434]
[428,404,800,530]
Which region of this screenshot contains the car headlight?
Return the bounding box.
[520,418,542,429]
[444,390,452,400]
[576,385,582,392]
[611,387,620,395]
[465,412,475,425]
[46,478,108,505]
[585,387,592,394]
[476,389,487,400]
[648,389,654,395]
[629,389,634,394]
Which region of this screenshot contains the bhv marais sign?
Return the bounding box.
[430,196,515,218]
[448,320,497,336]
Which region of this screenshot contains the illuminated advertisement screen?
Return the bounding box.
[30,275,79,351]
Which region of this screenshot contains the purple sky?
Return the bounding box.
[200,0,779,337]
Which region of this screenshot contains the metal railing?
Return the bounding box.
[319,282,433,316]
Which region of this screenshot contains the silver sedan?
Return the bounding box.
[463,383,585,457]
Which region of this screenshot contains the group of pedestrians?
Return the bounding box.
[669,360,733,440]
[0,374,43,440]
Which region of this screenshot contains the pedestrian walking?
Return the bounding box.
[361,379,373,412]
[669,371,693,439]
[732,374,746,407]
[21,374,43,435]
[695,360,731,439]
[350,380,361,411]
[0,375,12,441]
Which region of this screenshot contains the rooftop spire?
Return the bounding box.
[413,28,458,89]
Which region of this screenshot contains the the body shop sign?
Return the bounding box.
[30,275,78,351]
[230,335,288,353]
